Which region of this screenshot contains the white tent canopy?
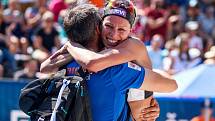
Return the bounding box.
[155,64,215,98]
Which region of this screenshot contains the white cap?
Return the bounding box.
[185,21,199,31]
[189,48,201,59]
[210,46,215,52]
[42,11,54,21]
[204,51,215,59]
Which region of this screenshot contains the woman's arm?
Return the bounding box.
[126,37,152,69]
[66,42,178,92]
[139,68,178,92]
[65,37,151,72]
[66,41,136,72]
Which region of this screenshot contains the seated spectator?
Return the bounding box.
[14,57,39,80]
[0,11,17,77]
[3,0,24,39]
[3,0,23,24]
[24,0,48,26]
[33,11,61,56]
[198,5,215,36]
[3,0,30,55]
[164,33,192,74]
[185,21,203,51]
[184,0,200,23]
[147,34,164,69]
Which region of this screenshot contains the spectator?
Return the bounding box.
[143,0,169,44]
[0,11,17,77]
[3,0,30,55]
[184,0,201,23]
[3,0,23,24]
[147,34,164,69]
[185,21,203,51]
[48,0,68,22]
[162,40,177,74]
[33,11,61,56]
[24,0,48,26]
[198,5,215,37]
[3,0,25,39]
[14,57,39,80]
[167,14,183,40]
[131,0,150,42]
[164,33,191,74]
[191,99,215,121]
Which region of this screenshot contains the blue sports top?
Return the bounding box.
[64,60,145,121]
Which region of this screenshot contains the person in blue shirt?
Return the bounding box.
[41,2,177,121]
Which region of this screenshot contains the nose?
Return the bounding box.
[109,29,119,40]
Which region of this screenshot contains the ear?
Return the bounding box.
[96,25,101,35]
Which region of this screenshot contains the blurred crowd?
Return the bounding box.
[0,0,214,80]
[132,0,215,75]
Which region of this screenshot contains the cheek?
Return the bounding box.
[121,34,128,40]
[121,31,130,39]
[102,27,111,36]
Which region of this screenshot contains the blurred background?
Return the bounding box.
[0,0,215,120]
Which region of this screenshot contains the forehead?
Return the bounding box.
[103,15,130,27]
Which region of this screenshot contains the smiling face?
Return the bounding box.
[101,15,131,48]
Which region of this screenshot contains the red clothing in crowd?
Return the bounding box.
[49,0,68,21]
[144,8,168,42]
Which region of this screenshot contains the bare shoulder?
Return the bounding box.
[115,36,146,53]
[127,36,145,46]
[125,36,146,50]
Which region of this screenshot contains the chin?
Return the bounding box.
[107,45,117,48]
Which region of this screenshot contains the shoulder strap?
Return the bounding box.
[77,67,89,79]
[77,67,93,120]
